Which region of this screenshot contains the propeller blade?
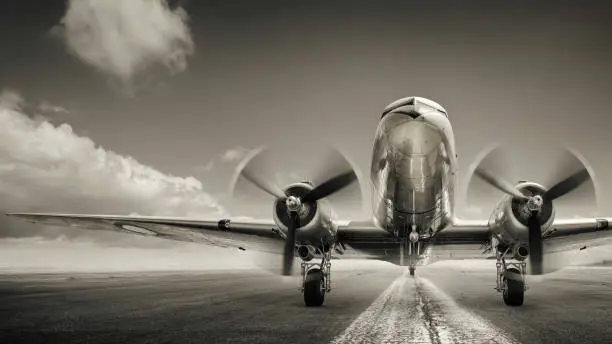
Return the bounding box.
[527,210,543,275]
[229,146,286,199]
[307,146,365,213]
[474,167,528,200]
[301,170,357,203]
[282,211,299,276]
[242,168,286,199]
[544,168,591,201]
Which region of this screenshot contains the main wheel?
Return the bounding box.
[304,269,325,307]
[502,267,524,306]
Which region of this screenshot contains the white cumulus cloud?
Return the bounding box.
[53,0,195,86]
[0,90,227,238]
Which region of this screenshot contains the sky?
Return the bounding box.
[0,0,611,269]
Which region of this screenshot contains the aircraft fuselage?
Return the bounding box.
[370,97,457,239]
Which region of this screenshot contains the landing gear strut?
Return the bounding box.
[300,248,332,307]
[401,237,420,277]
[495,247,527,306]
[408,241,419,276]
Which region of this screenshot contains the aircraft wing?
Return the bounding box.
[336,219,493,264]
[336,220,400,261]
[421,219,493,264]
[10,213,609,264]
[6,213,380,260]
[544,217,612,253]
[5,213,284,254]
[423,217,612,264]
[430,219,491,245]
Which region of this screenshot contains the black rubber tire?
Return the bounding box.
[304,269,325,307]
[409,267,415,276]
[503,267,524,306]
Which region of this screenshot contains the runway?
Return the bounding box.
[2,264,612,344]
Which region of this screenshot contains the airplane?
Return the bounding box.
[6,96,612,307]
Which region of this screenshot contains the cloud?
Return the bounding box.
[52,0,194,87]
[38,101,70,114]
[221,147,249,162]
[0,90,24,108]
[0,89,227,238]
[196,160,215,173]
[191,148,250,177]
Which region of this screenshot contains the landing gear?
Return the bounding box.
[502,268,524,306]
[303,269,325,306]
[400,241,419,276]
[408,241,420,276]
[406,237,421,277]
[300,248,332,307]
[495,248,527,306]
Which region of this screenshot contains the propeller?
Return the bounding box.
[470,145,594,275]
[283,211,299,275]
[474,167,528,200]
[527,210,543,274]
[229,146,358,276]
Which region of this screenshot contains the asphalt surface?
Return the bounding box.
[1,265,612,344]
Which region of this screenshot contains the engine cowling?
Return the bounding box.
[272,181,337,251]
[488,181,555,247]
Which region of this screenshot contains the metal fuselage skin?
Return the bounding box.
[370,97,457,238]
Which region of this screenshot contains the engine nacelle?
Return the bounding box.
[488,181,555,247]
[272,182,337,251]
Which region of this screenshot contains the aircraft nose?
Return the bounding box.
[386,118,441,156]
[394,110,421,119]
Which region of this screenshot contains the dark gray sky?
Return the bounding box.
[1,0,611,223]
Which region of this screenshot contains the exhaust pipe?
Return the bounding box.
[513,244,529,261]
[297,245,317,261]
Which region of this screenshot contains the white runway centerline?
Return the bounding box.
[330,275,520,344]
